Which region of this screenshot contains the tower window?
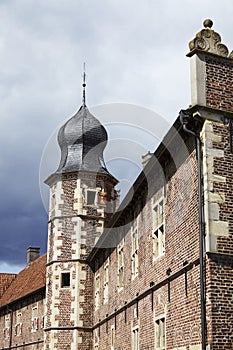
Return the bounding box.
[87,190,96,205]
[61,273,70,288]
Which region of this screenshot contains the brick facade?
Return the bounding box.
[0,289,45,349]
[1,20,233,350]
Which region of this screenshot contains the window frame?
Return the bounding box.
[111,325,115,350]
[117,241,124,291]
[95,273,100,311]
[86,189,97,206]
[132,326,139,350]
[103,260,109,304]
[61,272,71,288]
[31,305,39,332]
[152,198,165,260]
[4,316,10,338]
[154,315,166,350]
[131,218,139,279]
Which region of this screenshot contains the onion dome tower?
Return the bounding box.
[57,104,109,174]
[55,70,113,176]
[56,74,111,175]
[44,69,118,350]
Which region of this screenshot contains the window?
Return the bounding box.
[31,306,38,332]
[117,243,124,290]
[4,316,10,338]
[61,272,70,288]
[87,190,96,205]
[131,220,139,278]
[132,327,139,350]
[111,325,115,350]
[103,262,109,303]
[95,274,100,310]
[51,193,56,210]
[40,315,45,329]
[155,317,165,350]
[14,312,23,336]
[152,199,165,259]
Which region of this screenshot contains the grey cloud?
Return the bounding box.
[0,0,232,270]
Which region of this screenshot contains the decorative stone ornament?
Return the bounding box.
[189,19,231,58]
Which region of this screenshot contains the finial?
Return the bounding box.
[203,19,213,29]
[188,19,231,58]
[82,62,86,107]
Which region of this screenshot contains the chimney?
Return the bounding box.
[142,151,153,168]
[27,247,40,266]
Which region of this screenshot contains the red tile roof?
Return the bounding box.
[0,254,47,308]
[0,273,17,298]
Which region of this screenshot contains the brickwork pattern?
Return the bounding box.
[212,122,233,254]
[205,56,233,113]
[206,254,233,349]
[45,171,116,349]
[93,146,202,349]
[0,291,45,349]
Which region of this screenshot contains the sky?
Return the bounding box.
[0,0,232,273]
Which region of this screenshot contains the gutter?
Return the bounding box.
[179,109,206,350]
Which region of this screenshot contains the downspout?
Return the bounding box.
[179,109,206,350]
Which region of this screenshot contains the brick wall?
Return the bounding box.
[205,55,233,113]
[206,253,233,349]
[92,133,203,349]
[45,170,116,349]
[201,116,233,349]
[0,290,45,349]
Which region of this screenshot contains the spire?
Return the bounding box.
[82,62,86,107]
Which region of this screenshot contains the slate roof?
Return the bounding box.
[0,254,47,308]
[56,105,110,175]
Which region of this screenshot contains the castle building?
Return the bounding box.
[0,19,233,350]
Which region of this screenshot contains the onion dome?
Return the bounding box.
[56,65,111,175]
[56,104,110,174]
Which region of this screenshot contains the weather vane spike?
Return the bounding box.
[82,62,86,107]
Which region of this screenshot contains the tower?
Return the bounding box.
[44,78,118,349]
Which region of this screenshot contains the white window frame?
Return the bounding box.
[132,326,139,350]
[95,273,100,311]
[31,305,39,332]
[103,260,109,304]
[117,241,124,291]
[154,316,166,350]
[152,198,165,260]
[14,312,23,336]
[131,219,139,279]
[4,316,10,338]
[111,325,115,350]
[40,315,45,329]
